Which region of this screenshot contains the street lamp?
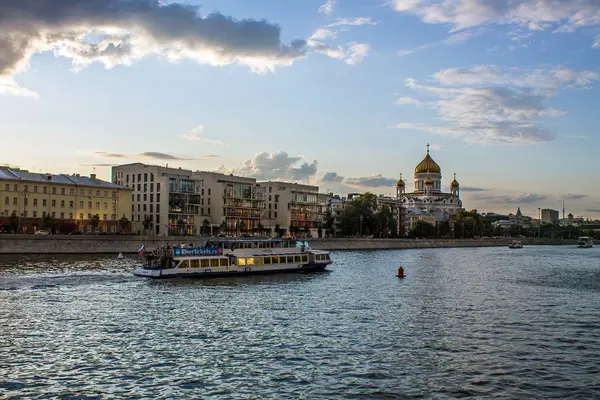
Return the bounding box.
[538,207,541,238]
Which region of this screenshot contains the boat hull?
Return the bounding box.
[133,263,330,279]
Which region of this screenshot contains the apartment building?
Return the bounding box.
[260,181,329,237]
[377,196,407,237]
[0,167,132,233]
[112,164,266,236]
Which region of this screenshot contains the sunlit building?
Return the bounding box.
[0,167,132,233]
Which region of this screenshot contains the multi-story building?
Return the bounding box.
[0,167,132,233]
[112,163,267,236]
[328,195,346,237]
[261,182,329,237]
[112,163,201,236]
[541,208,559,224]
[376,195,407,237]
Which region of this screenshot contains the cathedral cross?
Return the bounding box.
[426,143,430,154]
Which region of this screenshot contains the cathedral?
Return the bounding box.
[395,144,463,227]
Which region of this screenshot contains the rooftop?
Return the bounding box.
[0,168,130,190]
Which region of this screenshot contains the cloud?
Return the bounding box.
[586,209,600,213]
[559,194,588,200]
[318,0,337,15]
[321,172,344,182]
[94,151,217,161]
[475,192,548,203]
[460,186,487,192]
[392,65,598,145]
[235,151,318,181]
[346,174,396,188]
[395,96,423,106]
[181,125,227,146]
[392,0,600,44]
[595,37,600,48]
[309,41,370,65]
[0,0,307,96]
[327,17,377,27]
[398,28,483,56]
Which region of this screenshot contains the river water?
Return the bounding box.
[1,246,599,399]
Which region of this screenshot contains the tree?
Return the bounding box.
[142,216,153,235]
[317,225,323,238]
[374,205,392,238]
[90,214,100,233]
[323,213,335,236]
[8,211,19,233]
[274,224,281,237]
[438,220,452,237]
[119,215,130,232]
[43,214,53,232]
[256,222,264,237]
[410,220,435,238]
[201,218,211,236]
[339,192,378,236]
[220,220,227,235]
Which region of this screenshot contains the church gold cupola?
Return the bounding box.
[414,143,442,192]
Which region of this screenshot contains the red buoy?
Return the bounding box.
[397,266,405,278]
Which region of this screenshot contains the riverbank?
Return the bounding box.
[0,235,578,254]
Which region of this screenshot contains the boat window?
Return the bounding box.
[255,257,264,265]
[324,254,330,260]
[294,255,301,263]
[301,255,308,263]
[286,256,294,263]
[201,259,210,268]
[210,259,219,267]
[264,257,271,264]
[271,256,279,264]
[246,257,255,266]
[238,258,246,266]
[190,260,200,268]
[219,258,228,267]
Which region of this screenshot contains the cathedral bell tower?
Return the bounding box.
[396,173,405,198]
[450,173,460,197]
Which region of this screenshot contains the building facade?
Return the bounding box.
[395,144,463,231]
[260,182,329,237]
[0,167,132,233]
[541,208,559,224]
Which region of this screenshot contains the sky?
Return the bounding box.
[1,0,600,219]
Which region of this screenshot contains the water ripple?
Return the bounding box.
[1,247,599,398]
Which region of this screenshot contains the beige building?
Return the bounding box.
[260,181,329,237]
[112,163,266,236]
[0,167,132,233]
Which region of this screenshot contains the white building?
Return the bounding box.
[396,144,463,229]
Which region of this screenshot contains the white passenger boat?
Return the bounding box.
[133,238,333,279]
[508,240,523,249]
[577,237,594,248]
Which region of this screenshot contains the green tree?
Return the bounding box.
[411,220,435,238]
[256,222,264,237]
[90,214,100,233]
[43,214,53,232]
[340,192,378,236]
[142,216,153,235]
[374,205,392,238]
[201,218,211,236]
[274,223,281,237]
[317,225,323,238]
[8,211,19,233]
[438,220,452,237]
[119,215,130,232]
[219,220,228,235]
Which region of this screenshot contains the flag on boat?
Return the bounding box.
[137,244,145,256]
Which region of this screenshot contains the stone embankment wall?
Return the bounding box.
[0,235,577,254]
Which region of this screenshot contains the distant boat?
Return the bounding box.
[577,237,593,248]
[509,240,523,249]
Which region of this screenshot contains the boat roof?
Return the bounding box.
[207,238,301,243]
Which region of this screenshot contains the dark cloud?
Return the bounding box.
[321,172,344,182]
[237,151,318,181]
[475,193,548,203]
[561,194,588,200]
[346,174,396,188]
[460,186,487,192]
[0,0,306,95]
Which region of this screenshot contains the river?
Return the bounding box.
[1,246,599,399]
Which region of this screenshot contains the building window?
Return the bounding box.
[143,194,147,201]
[127,175,130,183]
[51,212,55,218]
[157,194,160,202]
[275,203,278,209]
[61,188,65,195]
[131,205,134,212]
[150,194,154,202]
[275,212,277,218]
[137,194,141,201]
[150,183,154,192]
[269,186,272,193]
[132,194,134,201]
[201,188,205,196]
[79,190,83,196]
[201,207,204,215]
[4,184,8,191]
[69,213,73,219]
[95,190,99,197]
[51,187,56,194]
[150,204,153,213]
[269,195,272,201]
[60,212,64,219]
[143,204,147,212]
[156,215,160,224]
[3,197,8,205]
[137,215,140,222]
[157,183,161,192]
[151,173,154,182]
[43,199,47,207]
[70,189,74,195]
[14,184,17,191]
[51,200,56,207]
[96,202,100,209]
[268,211,272,218]
[104,202,107,209]
[88,202,92,209]
[34,198,38,206]
[208,198,211,205]
[112,192,116,198]
[207,208,210,214]
[23,210,27,217]
[156,204,160,213]
[33,186,38,193]
[137,184,141,191]
[103,214,107,220]
[104,191,108,197]
[88,214,92,220]
[60,200,65,207]
[33,211,37,218]
[201,199,204,206]
[42,211,46,218]
[269,204,271,209]
[79,213,83,220]
[79,201,83,208]
[144,173,148,182]
[137,173,141,181]
[137,204,141,212]
[143,184,147,192]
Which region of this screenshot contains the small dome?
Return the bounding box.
[424,177,433,185]
[396,179,405,188]
[450,179,459,188]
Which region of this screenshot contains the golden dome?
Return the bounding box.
[450,173,459,188]
[424,176,433,185]
[396,173,405,187]
[415,144,441,174]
